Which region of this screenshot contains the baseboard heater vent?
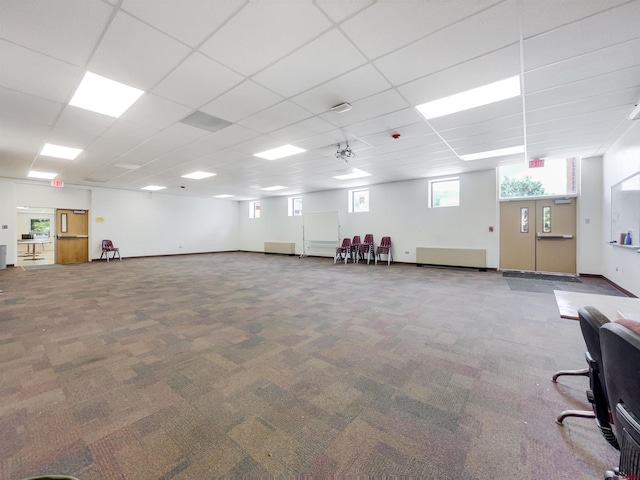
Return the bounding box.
[416,247,486,271]
[264,242,296,256]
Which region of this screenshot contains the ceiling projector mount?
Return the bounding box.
[335,142,355,162]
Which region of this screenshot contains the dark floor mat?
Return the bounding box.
[502,271,581,283]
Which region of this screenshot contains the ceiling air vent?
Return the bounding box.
[331,102,352,114]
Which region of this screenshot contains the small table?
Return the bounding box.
[553,290,640,321]
[17,238,50,260]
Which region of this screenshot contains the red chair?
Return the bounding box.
[334,238,352,264]
[100,239,121,262]
[376,236,392,265]
[359,234,375,264]
[351,235,361,263]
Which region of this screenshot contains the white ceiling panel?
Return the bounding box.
[237,101,313,134]
[375,1,520,85]
[0,0,113,66]
[398,45,521,106]
[315,0,374,23]
[341,107,426,139]
[427,97,523,133]
[121,0,245,47]
[199,2,332,76]
[0,41,84,103]
[524,1,640,71]
[520,0,632,38]
[200,80,283,123]
[319,90,411,128]
[152,52,244,108]
[341,0,502,59]
[117,123,209,164]
[525,37,640,93]
[120,94,193,130]
[526,67,640,111]
[252,30,368,98]
[55,105,117,138]
[88,11,191,90]
[0,88,63,127]
[291,64,391,114]
[269,117,337,143]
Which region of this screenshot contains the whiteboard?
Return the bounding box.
[611,172,640,246]
[303,211,339,241]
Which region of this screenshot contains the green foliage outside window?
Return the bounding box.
[500,175,546,198]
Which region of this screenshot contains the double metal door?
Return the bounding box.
[500,198,576,274]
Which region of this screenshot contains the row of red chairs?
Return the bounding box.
[334,234,393,265]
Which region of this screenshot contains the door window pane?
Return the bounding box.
[520,207,529,233]
[542,206,551,232]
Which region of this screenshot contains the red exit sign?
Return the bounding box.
[529,158,545,168]
[51,179,64,187]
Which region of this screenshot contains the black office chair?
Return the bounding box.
[555,306,618,448]
[601,321,640,479]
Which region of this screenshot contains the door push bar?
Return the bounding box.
[537,233,574,240]
[56,234,89,239]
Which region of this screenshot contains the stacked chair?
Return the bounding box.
[334,237,352,264]
[359,234,375,264]
[375,236,393,265]
[334,234,393,266]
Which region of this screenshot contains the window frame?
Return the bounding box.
[288,196,302,216]
[348,188,370,213]
[429,177,460,208]
[249,200,261,219]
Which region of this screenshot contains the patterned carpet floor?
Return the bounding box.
[0,252,625,479]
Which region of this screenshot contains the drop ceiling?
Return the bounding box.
[1,0,639,200]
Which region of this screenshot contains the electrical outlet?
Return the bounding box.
[1,225,7,229]
[404,251,409,254]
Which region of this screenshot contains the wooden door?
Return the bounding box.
[500,199,577,274]
[500,200,536,271]
[56,209,89,264]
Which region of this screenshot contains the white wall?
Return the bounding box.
[238,169,500,267]
[578,156,604,275]
[91,187,239,259]
[602,122,640,296]
[0,179,240,265]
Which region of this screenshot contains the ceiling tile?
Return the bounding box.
[252,30,368,98]
[88,11,191,90]
[237,101,313,134]
[291,64,391,114]
[0,40,84,103]
[319,90,411,128]
[315,0,374,23]
[0,87,63,127]
[340,0,502,59]
[152,52,244,109]
[0,0,113,66]
[120,93,193,130]
[524,1,640,70]
[121,0,245,47]
[200,80,283,122]
[375,1,519,85]
[199,2,332,76]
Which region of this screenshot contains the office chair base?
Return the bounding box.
[552,367,589,383]
[555,409,595,425]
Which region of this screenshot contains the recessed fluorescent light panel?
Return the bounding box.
[28,170,57,180]
[40,143,82,160]
[261,185,287,191]
[141,185,166,191]
[460,145,525,161]
[333,168,372,180]
[213,194,234,198]
[181,171,216,180]
[416,76,521,120]
[69,72,144,118]
[253,144,306,160]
